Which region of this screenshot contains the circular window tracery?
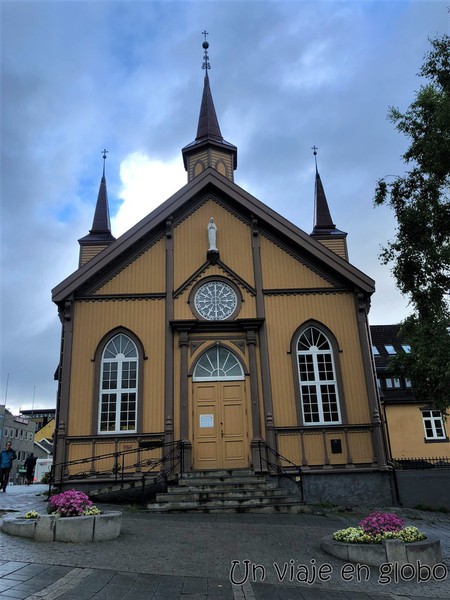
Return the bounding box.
[193,280,238,320]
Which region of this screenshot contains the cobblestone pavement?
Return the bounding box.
[0,485,448,599]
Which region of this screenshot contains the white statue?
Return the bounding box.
[208,217,217,251]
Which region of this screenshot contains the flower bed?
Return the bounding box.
[321,511,442,567]
[1,489,121,543]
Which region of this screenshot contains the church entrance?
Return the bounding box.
[192,346,249,470]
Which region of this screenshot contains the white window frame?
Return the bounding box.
[193,346,245,382]
[422,410,447,441]
[296,326,342,425]
[98,333,138,434]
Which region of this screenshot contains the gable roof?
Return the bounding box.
[52,167,375,304]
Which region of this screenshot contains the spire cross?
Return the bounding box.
[311,145,318,171]
[102,148,108,176]
[201,30,211,70]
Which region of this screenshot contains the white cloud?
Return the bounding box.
[112,152,187,237]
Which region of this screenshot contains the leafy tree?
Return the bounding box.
[374,35,450,415]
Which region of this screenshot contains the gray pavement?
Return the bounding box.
[0,484,449,599]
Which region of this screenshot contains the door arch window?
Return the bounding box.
[99,333,138,433]
[296,325,342,425]
[193,346,245,381]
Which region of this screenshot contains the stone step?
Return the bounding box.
[177,476,270,487]
[147,497,303,514]
[174,481,278,493]
[156,488,290,502]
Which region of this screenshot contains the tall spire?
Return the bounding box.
[196,33,222,142]
[182,33,237,182]
[312,147,335,233]
[78,150,115,267]
[90,149,113,236]
[310,147,348,260]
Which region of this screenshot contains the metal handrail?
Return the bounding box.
[49,440,184,493]
[257,440,303,503]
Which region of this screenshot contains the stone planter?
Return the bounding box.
[321,534,442,567]
[1,511,122,543]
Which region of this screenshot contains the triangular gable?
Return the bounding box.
[52,168,374,304]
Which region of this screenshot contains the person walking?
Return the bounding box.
[0,441,17,492]
[24,452,37,485]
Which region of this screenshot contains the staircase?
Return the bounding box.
[146,469,304,513]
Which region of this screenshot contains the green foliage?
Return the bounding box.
[332,525,426,544]
[374,35,450,414]
[23,510,39,519]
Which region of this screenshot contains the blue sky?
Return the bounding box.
[1,0,448,414]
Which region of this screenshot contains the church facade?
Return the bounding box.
[52,45,391,505]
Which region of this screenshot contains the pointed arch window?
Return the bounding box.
[99,333,138,433]
[193,346,245,381]
[296,326,342,425]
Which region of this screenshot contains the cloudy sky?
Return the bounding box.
[1,0,447,415]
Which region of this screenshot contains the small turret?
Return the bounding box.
[310,147,348,260]
[182,32,237,182]
[78,150,116,267]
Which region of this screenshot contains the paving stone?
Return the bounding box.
[0,591,31,599]
[182,576,208,594]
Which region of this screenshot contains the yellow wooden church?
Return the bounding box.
[52,42,392,507]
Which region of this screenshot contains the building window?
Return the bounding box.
[402,345,411,353]
[422,410,447,441]
[193,346,244,381]
[405,378,412,388]
[393,378,401,389]
[372,345,380,356]
[98,333,138,434]
[385,378,393,389]
[296,325,341,425]
[385,345,396,354]
[3,428,8,438]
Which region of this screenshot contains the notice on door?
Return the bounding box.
[199,414,214,428]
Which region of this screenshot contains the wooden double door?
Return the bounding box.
[193,380,249,470]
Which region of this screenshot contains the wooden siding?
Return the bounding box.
[173,199,254,290]
[260,235,333,289]
[385,405,450,459]
[276,428,374,467]
[93,237,165,295]
[68,299,166,436]
[187,149,233,182]
[264,293,371,427]
[79,244,109,267]
[187,150,208,181]
[317,238,348,261]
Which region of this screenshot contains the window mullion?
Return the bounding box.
[312,351,325,424]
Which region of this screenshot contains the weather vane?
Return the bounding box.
[202,30,210,70]
[312,145,318,170]
[102,148,108,176]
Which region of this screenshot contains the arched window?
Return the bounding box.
[296,325,341,425]
[193,346,245,381]
[99,333,138,433]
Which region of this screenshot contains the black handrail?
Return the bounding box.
[257,440,304,503]
[49,440,184,494]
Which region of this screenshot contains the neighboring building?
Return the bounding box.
[51,42,390,505]
[2,411,35,483]
[34,418,55,443]
[20,408,56,431]
[371,324,449,461]
[34,438,53,460]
